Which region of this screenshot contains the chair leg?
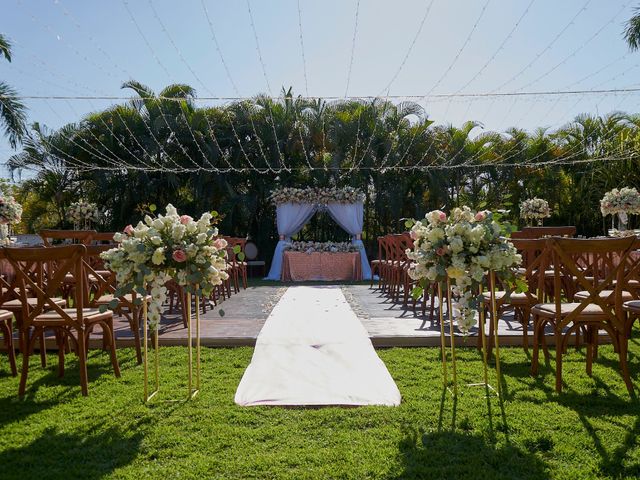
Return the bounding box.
[19,329,36,397]
[55,329,66,378]
[531,315,540,377]
[585,326,594,377]
[521,306,530,354]
[104,321,121,378]
[555,330,563,393]
[39,332,47,368]
[618,334,634,395]
[1,318,17,377]
[76,328,89,396]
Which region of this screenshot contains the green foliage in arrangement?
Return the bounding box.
[0,342,638,479]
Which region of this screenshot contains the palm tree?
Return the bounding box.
[0,33,27,148]
[624,7,640,50]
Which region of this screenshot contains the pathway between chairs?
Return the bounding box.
[234,286,401,406]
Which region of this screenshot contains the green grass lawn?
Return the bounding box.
[0,336,639,479]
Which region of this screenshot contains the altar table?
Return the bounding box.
[281,251,362,282]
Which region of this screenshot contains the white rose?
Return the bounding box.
[151,247,165,265]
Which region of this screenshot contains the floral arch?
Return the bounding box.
[265,187,372,281]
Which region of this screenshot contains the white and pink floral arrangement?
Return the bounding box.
[519,198,551,223]
[100,204,229,327]
[0,196,22,245]
[284,241,359,254]
[407,207,523,333]
[67,200,101,229]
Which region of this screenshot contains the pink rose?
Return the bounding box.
[213,238,227,250]
[410,230,418,240]
[436,247,447,256]
[172,249,187,262]
[124,224,134,235]
[475,211,486,221]
[438,211,446,221]
[180,215,193,225]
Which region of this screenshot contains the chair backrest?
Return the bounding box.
[39,229,96,246]
[521,226,576,238]
[82,245,116,306]
[3,245,87,329]
[510,238,548,301]
[90,232,117,244]
[544,237,635,333]
[244,241,258,260]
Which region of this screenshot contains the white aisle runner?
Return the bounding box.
[234,286,401,406]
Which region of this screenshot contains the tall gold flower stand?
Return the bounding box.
[143,289,201,403]
[438,271,503,401]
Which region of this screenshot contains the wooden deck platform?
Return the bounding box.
[62,284,590,350]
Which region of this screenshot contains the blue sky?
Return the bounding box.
[1,0,639,175]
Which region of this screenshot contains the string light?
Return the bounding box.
[425,0,491,97]
[296,0,309,97]
[377,0,434,96]
[344,0,360,98]
[4,0,640,177]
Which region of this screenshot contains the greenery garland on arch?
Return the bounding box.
[269,187,365,205]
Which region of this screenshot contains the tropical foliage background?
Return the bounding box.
[5,81,640,263]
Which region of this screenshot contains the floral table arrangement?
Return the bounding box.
[519,198,551,226]
[0,195,22,245]
[284,241,360,254]
[100,204,229,401]
[269,187,365,205]
[406,206,524,397]
[600,187,640,233]
[67,200,101,230]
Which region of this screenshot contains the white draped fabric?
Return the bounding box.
[266,201,372,280]
[234,286,401,406]
[326,202,372,279]
[266,203,317,280]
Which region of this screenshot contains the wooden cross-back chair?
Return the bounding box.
[0,259,17,375]
[480,238,547,356]
[621,241,640,336]
[521,226,577,238]
[38,229,96,246]
[371,235,393,292]
[530,236,636,394]
[224,237,247,291]
[0,250,66,370]
[90,232,117,244]
[4,245,120,397]
[387,233,412,302]
[82,245,148,364]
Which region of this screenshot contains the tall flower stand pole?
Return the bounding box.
[437,282,449,389]
[439,272,503,401]
[143,285,201,403]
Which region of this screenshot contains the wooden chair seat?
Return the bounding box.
[532,302,607,318]
[93,293,151,305]
[64,273,100,284]
[34,308,112,324]
[574,290,634,302]
[2,297,66,309]
[623,300,640,313]
[0,308,16,376]
[481,291,537,305]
